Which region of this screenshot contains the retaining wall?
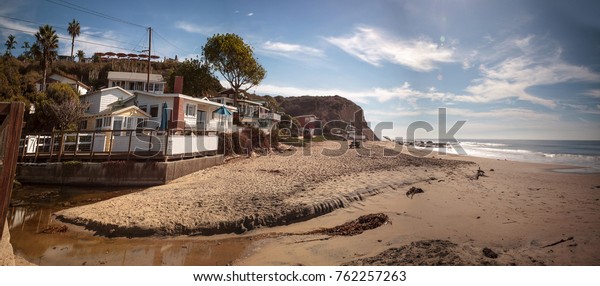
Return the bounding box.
[16,155,224,187]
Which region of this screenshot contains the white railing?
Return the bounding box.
[259,113,281,121]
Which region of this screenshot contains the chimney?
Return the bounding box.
[174,76,184,94]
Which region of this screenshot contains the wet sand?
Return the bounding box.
[25,141,600,265]
[236,145,600,265]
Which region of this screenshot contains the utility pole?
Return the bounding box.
[146,27,152,92]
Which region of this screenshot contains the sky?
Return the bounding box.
[1,0,600,140]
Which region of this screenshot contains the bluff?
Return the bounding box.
[272,95,378,141]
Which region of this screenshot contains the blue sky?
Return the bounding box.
[2,0,600,140]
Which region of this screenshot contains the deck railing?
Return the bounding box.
[18,128,219,163]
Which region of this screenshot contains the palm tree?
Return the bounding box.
[67,19,80,61]
[35,25,59,91]
[5,34,17,56]
[76,49,85,62]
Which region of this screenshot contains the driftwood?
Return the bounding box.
[475,167,487,180]
[406,187,424,199]
[542,237,574,248]
[304,213,389,236]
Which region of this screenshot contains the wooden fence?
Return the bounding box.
[0,102,25,239]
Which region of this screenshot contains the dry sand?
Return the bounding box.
[55,141,600,265]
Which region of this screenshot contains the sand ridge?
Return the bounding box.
[56,141,471,237]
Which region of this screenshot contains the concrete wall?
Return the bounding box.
[164,155,223,182]
[16,155,224,187]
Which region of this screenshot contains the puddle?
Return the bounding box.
[8,185,253,266]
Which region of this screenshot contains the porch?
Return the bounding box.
[18,129,219,163]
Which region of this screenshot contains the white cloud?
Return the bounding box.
[262,41,324,58]
[583,89,600,98]
[325,26,455,71]
[457,35,600,108]
[247,12,254,16]
[253,81,458,106]
[175,21,218,36]
[0,16,37,37]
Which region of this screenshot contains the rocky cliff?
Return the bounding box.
[273,95,378,140]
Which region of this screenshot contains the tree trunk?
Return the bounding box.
[70,36,75,61]
[42,61,47,92]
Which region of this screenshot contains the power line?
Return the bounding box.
[45,0,147,29]
[153,29,191,55]
[0,14,138,47]
[0,26,135,51]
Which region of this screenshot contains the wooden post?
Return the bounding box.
[164,130,170,157]
[34,134,40,163]
[48,131,55,161]
[127,129,133,161]
[0,102,25,239]
[74,131,80,157]
[89,131,96,161]
[108,130,114,161]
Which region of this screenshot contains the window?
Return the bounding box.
[185,104,196,117]
[150,105,159,117]
[95,118,102,129]
[136,117,147,128]
[138,105,147,112]
[103,116,111,127]
[154,84,162,92]
[78,120,87,130]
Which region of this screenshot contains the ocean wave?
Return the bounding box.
[543,153,600,162]
[460,141,507,147]
[458,145,600,168]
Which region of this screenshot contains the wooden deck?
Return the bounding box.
[18,129,220,163]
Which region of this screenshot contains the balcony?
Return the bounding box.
[259,112,281,121]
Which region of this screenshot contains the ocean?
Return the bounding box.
[444,139,600,173]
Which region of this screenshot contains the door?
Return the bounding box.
[113,116,123,136]
[197,110,206,130]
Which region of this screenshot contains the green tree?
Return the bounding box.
[4,34,17,57]
[76,49,85,62]
[203,33,266,106]
[35,25,59,91]
[19,41,33,61]
[167,59,223,97]
[44,83,89,130]
[67,19,80,61]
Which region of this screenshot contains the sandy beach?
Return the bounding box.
[54,141,600,265]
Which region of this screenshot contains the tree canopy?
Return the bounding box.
[5,34,17,57]
[44,83,89,131]
[202,33,266,100]
[167,58,223,97]
[35,25,59,91]
[68,19,80,61]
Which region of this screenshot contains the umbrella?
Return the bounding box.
[215,105,232,131]
[215,105,232,154]
[159,102,169,131]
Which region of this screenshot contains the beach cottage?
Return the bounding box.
[107,71,165,94]
[210,88,281,133]
[75,73,236,156]
[36,73,91,95]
